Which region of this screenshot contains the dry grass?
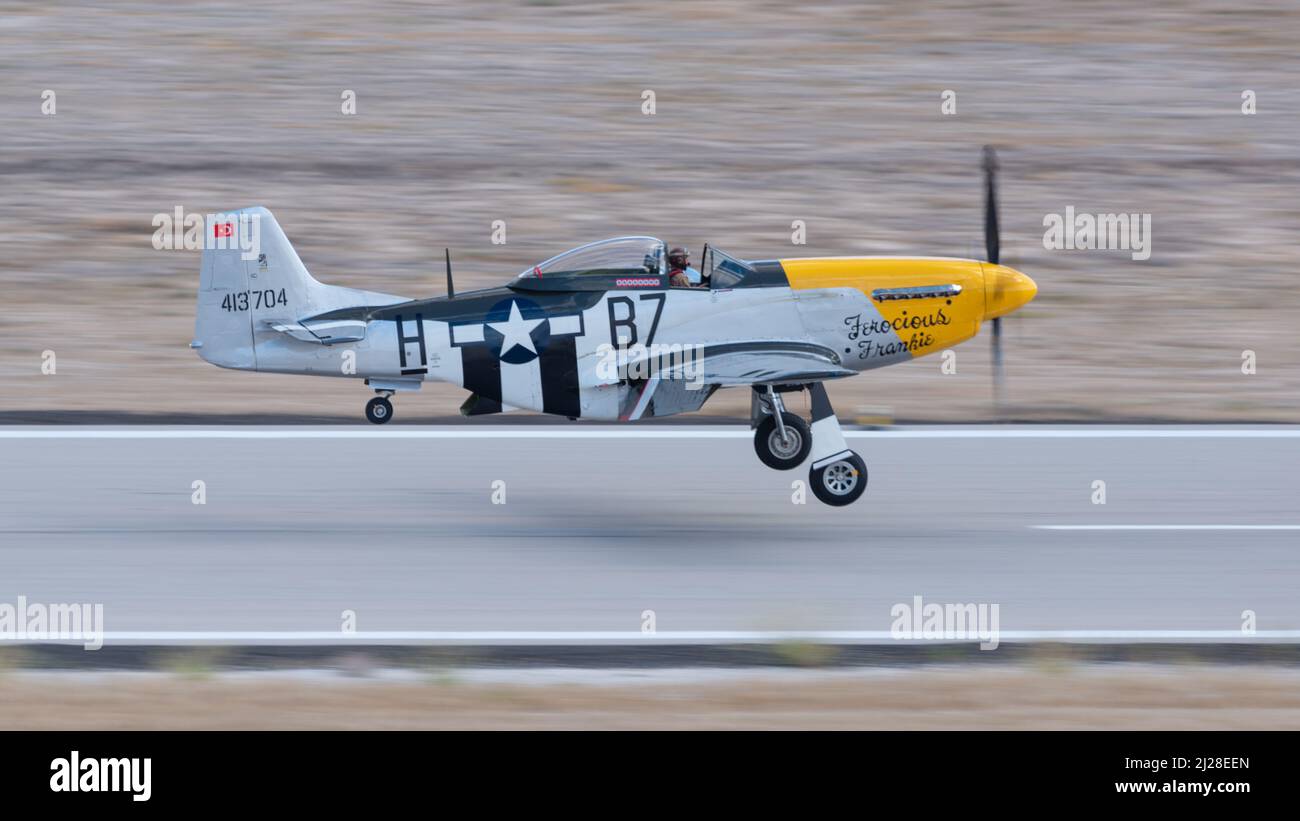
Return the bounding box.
[4,666,1299,729]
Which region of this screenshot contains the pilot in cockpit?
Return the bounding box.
[667,247,702,288]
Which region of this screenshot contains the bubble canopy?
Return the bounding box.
[517,237,666,280]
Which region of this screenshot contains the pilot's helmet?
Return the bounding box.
[668,247,690,269]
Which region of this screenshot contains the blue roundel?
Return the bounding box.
[484,297,549,365]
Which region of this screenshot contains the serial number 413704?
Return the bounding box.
[221,288,288,313]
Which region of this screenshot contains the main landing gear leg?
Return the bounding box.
[753,386,812,470]
[365,391,394,424]
[805,383,867,506]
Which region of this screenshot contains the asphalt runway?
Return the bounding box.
[1,427,1298,635]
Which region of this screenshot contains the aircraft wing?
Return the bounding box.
[652,341,854,386]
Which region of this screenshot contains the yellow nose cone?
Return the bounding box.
[983,264,1037,320]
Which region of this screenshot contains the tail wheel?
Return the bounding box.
[365,396,393,424]
[809,451,867,506]
[754,411,812,470]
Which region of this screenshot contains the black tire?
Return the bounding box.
[365,396,393,424]
[754,412,812,470]
[809,451,867,506]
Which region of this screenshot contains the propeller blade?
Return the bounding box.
[991,316,1004,405]
[982,145,1000,266]
[983,145,1004,406]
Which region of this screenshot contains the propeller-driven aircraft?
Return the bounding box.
[192,148,1036,505]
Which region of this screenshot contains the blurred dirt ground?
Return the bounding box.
[4,665,1299,729]
[1,1,1298,421]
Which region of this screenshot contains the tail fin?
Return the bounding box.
[193,206,405,371]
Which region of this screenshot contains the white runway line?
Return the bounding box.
[3,426,1300,440]
[7,630,1300,644]
[12,429,741,440]
[1035,525,1300,531]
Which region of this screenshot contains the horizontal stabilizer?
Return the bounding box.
[265,318,367,345]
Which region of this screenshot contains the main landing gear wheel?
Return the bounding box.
[365,396,393,424]
[754,412,812,470]
[809,451,868,507]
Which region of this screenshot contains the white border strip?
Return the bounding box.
[5,630,1299,645]
[3,427,1300,440]
[1035,525,1300,531]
